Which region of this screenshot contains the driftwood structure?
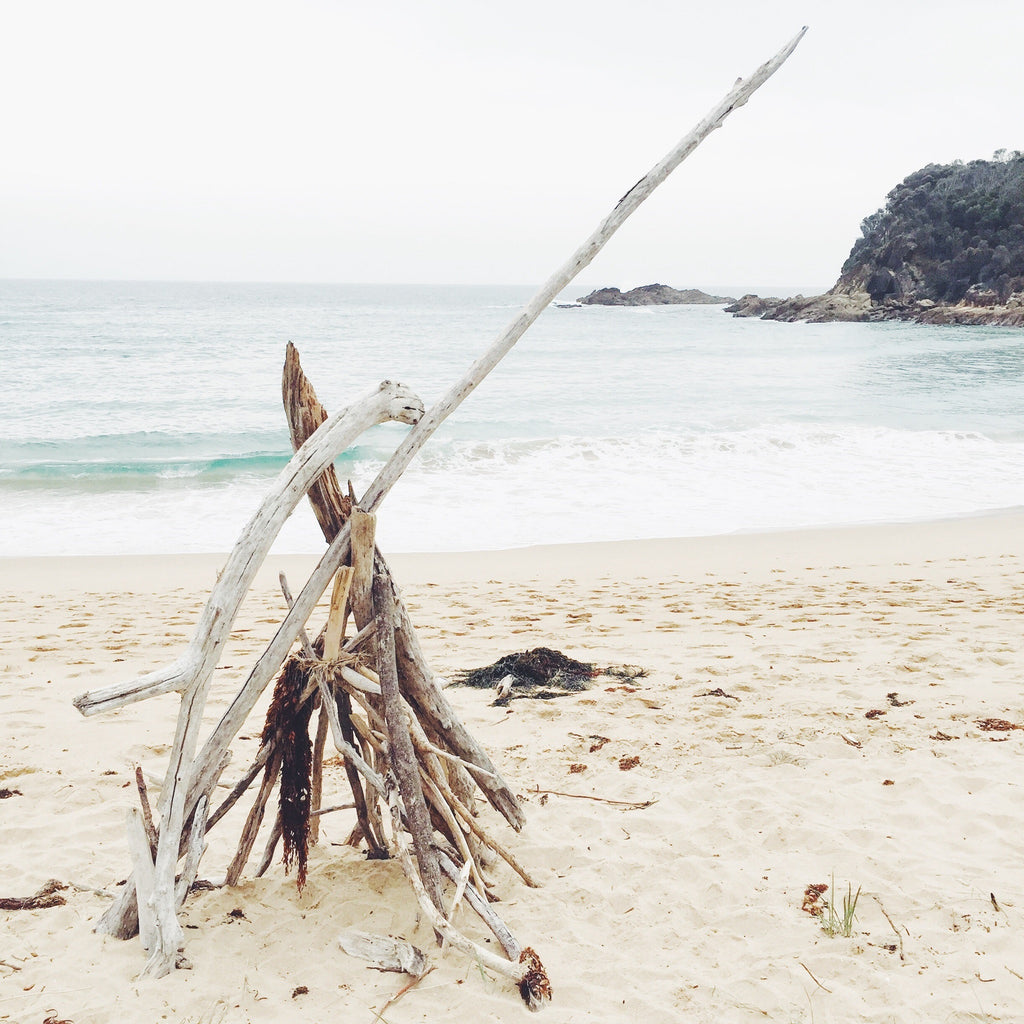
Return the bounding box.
[73,29,805,1009]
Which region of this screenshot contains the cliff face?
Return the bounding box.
[729,154,1024,326]
[579,284,736,305]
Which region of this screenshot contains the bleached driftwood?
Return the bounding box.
[174,795,208,909]
[338,929,428,977]
[126,808,157,951]
[370,562,446,916]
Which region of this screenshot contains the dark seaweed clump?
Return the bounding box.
[453,647,598,703]
[261,658,314,889]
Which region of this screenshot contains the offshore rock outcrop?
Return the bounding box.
[728,153,1024,326]
[578,284,736,305]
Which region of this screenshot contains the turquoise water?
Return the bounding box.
[2,279,1023,554]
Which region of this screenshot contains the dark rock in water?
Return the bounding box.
[730,153,1024,326]
[578,283,736,306]
[725,294,786,318]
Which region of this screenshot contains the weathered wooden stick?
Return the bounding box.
[387,582,524,829]
[95,751,231,942]
[310,569,353,844]
[279,572,316,659]
[384,786,549,1010]
[324,568,354,656]
[348,511,377,629]
[422,744,539,889]
[309,705,330,846]
[225,749,282,886]
[310,802,356,817]
[357,28,807,518]
[333,685,388,857]
[256,813,283,878]
[420,771,485,898]
[206,741,274,832]
[282,342,354,539]
[73,380,423,718]
[315,675,388,799]
[143,679,208,975]
[174,795,208,909]
[436,849,521,961]
[126,808,157,952]
[338,665,382,694]
[371,560,447,915]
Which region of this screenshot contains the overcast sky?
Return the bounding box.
[3,1,1022,292]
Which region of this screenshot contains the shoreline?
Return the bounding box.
[3,508,1022,591]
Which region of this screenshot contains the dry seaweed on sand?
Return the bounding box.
[0,879,68,911]
[452,647,646,705]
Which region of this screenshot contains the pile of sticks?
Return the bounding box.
[228,349,550,1006]
[76,349,549,1007]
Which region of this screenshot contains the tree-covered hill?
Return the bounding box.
[728,153,1024,325]
[842,151,1024,305]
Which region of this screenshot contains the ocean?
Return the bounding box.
[2,279,1023,557]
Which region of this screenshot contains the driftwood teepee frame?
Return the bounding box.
[73,29,805,1008]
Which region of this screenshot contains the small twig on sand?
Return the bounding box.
[872,895,905,962]
[799,961,832,993]
[529,786,655,809]
[372,966,437,1023]
[310,802,356,818]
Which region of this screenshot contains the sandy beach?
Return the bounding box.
[2,515,1023,1023]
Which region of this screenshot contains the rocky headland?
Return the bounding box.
[577,283,736,306]
[728,153,1024,326]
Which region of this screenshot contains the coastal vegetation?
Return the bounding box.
[728,152,1024,325]
[846,151,1024,305]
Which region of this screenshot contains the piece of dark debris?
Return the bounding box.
[618,755,641,772]
[292,985,309,998]
[588,735,611,753]
[0,879,68,911]
[887,692,914,707]
[452,647,647,706]
[802,883,828,917]
[0,787,22,799]
[977,718,1022,732]
[568,763,587,774]
[695,687,739,701]
[227,907,247,920]
[865,709,886,719]
[930,730,957,741]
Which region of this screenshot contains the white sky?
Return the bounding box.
[2,0,1021,292]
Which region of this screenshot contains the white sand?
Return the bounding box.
[2,515,1023,1023]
